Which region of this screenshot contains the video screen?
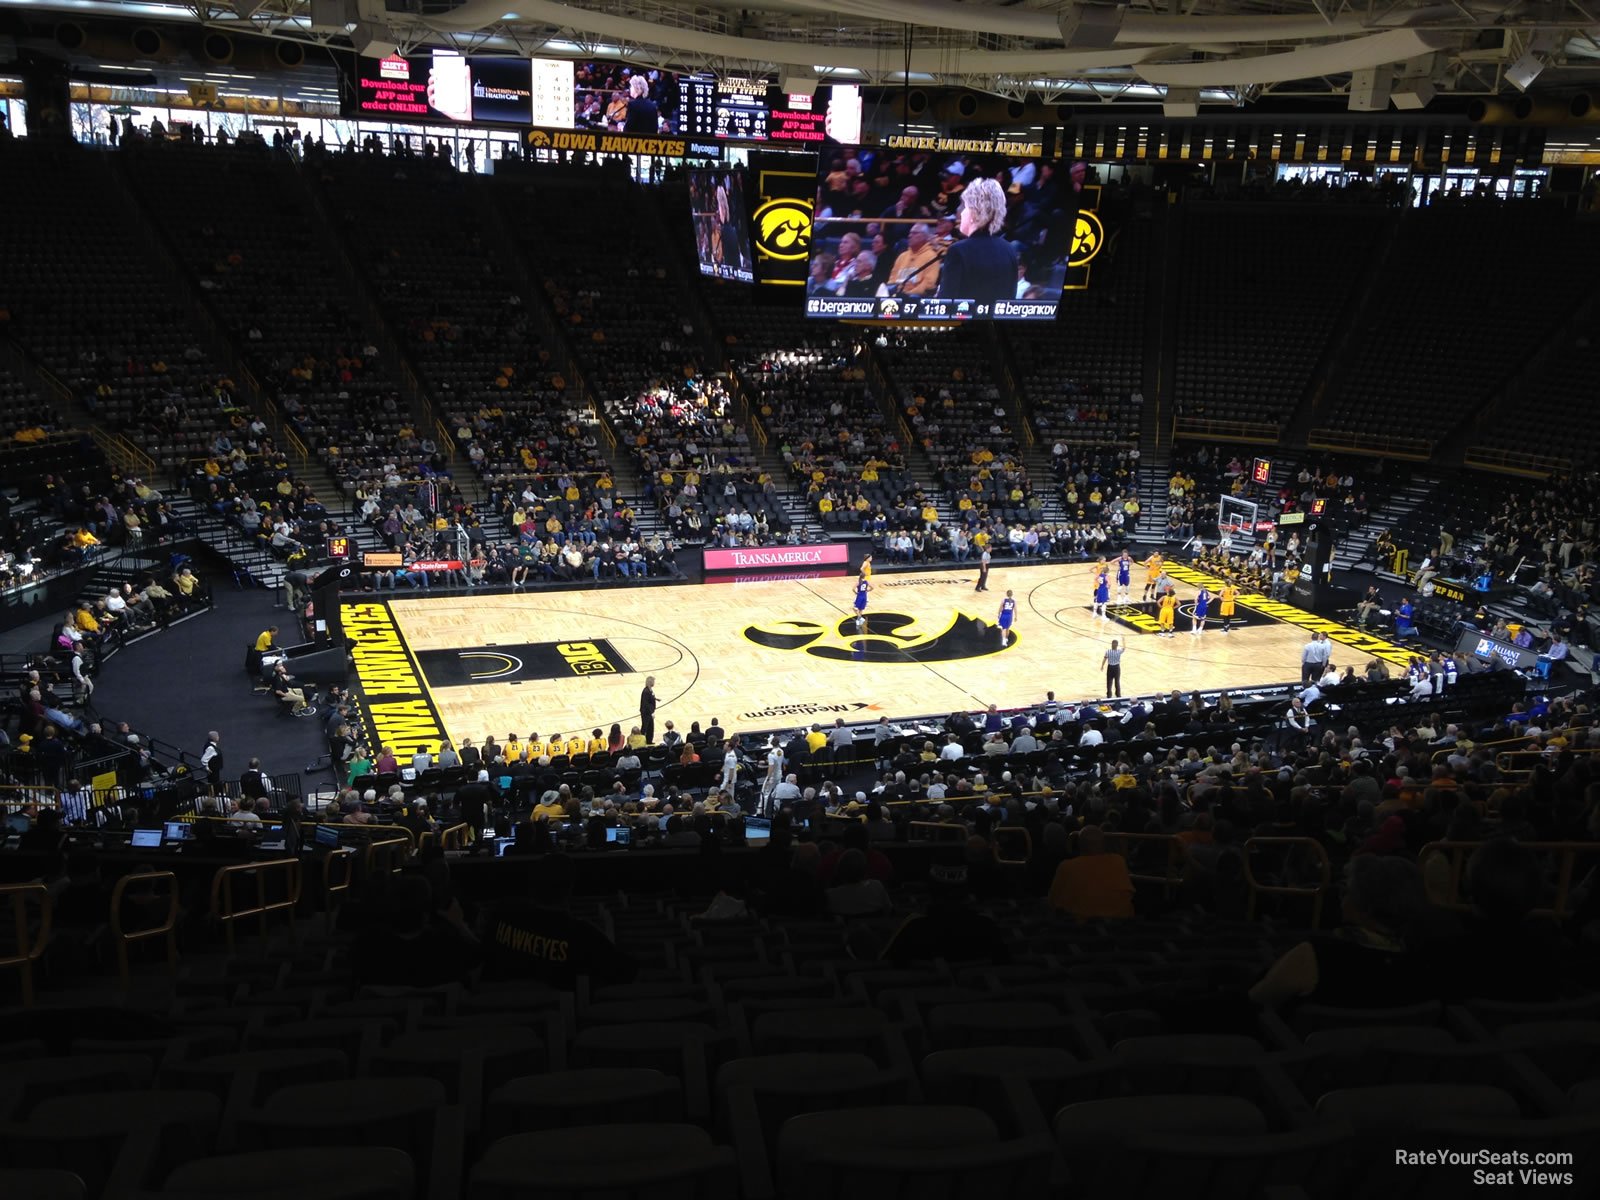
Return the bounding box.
[770,84,862,145]
[354,52,540,125]
[573,61,688,135]
[689,169,755,284]
[804,147,1083,321]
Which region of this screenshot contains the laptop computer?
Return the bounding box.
[744,816,772,844]
[130,828,163,849]
[604,825,632,847]
[493,836,516,858]
[313,824,341,848]
[163,821,194,844]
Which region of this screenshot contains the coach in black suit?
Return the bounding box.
[938,176,1019,310]
[640,675,657,744]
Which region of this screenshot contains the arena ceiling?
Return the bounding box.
[5,0,1600,108]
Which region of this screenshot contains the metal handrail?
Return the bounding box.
[364,836,411,876]
[1171,415,1281,444]
[1494,746,1600,780]
[1306,428,1432,460]
[1243,836,1333,926]
[1462,446,1571,480]
[210,857,302,952]
[1419,840,1598,920]
[1,883,51,1006]
[110,869,179,982]
[319,846,357,928]
[1100,831,1186,899]
[439,823,470,851]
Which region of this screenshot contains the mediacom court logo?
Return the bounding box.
[752,197,812,261]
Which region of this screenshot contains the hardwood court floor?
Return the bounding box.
[378,561,1410,745]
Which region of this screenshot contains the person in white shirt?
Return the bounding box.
[939,736,966,762]
[229,796,264,825]
[721,738,741,794]
[1078,724,1104,747]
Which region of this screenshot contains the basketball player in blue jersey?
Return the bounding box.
[998,590,1017,646]
[1116,551,1133,604]
[1191,585,1211,637]
[853,574,871,630]
[1092,568,1110,621]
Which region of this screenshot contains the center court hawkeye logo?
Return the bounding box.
[744,610,1012,663]
[752,197,812,260]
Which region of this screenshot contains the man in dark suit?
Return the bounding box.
[639,675,657,745]
[454,769,496,848]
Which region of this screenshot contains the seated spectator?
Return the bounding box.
[1249,855,1432,1010]
[479,854,638,989]
[825,848,892,916]
[349,873,480,987]
[882,862,1009,964]
[1047,825,1135,920]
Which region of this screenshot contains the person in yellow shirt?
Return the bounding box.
[505,734,522,762]
[1048,826,1135,920]
[254,626,278,653]
[1157,589,1177,637]
[1218,583,1239,634]
[562,732,587,758]
[532,792,566,821]
[587,728,608,756]
[1142,552,1164,602]
[805,725,828,755]
[921,503,939,528]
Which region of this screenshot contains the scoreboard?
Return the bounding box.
[678,74,717,138]
[715,77,769,140]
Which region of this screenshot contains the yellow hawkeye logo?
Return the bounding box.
[744,610,1011,663]
[1070,210,1105,267]
[752,197,813,260]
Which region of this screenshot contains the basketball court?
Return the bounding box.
[341,559,1417,754]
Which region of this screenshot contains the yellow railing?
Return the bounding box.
[1430,734,1536,765]
[1462,446,1572,479]
[319,846,357,927]
[1171,415,1282,444]
[1243,836,1333,926]
[283,422,310,469]
[365,836,412,876]
[1,882,50,1006]
[90,425,157,477]
[435,417,457,459]
[440,822,470,851]
[111,870,179,983]
[211,858,302,952]
[1494,746,1600,781]
[1306,428,1432,460]
[1099,831,1187,899]
[1419,841,1600,920]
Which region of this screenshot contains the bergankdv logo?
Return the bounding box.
[752,197,812,261]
